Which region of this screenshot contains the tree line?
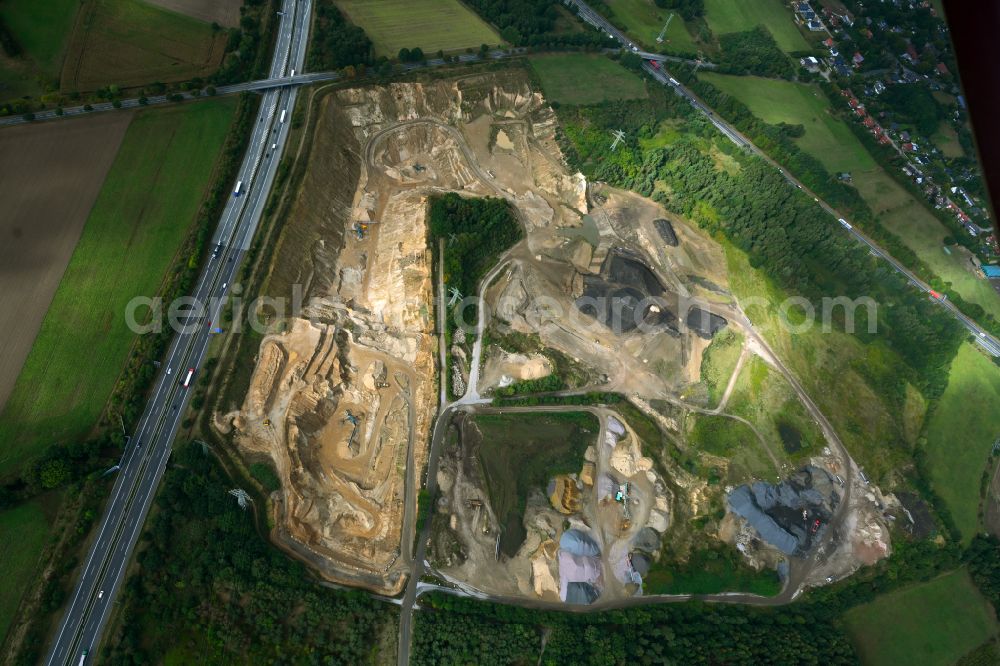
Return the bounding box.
[307,0,374,71]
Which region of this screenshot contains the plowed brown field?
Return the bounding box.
[144,0,241,28]
[0,111,132,411]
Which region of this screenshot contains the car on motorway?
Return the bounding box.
[97,590,104,600]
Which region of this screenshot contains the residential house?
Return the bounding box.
[800,56,821,72]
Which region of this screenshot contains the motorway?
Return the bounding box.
[43,0,311,663]
[566,0,1000,358]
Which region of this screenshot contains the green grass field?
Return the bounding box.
[61,0,225,91]
[727,355,825,467]
[698,327,743,407]
[725,246,921,482]
[604,0,698,53]
[0,98,236,477]
[530,54,647,105]
[472,411,598,556]
[843,569,998,666]
[0,0,78,73]
[853,169,1000,321]
[924,343,1000,541]
[334,0,501,56]
[698,73,874,174]
[0,495,58,642]
[932,120,965,158]
[704,0,810,52]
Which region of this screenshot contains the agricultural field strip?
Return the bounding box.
[0,112,132,418]
[334,0,501,55]
[44,0,311,662]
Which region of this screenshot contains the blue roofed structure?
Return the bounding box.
[983,265,1000,278]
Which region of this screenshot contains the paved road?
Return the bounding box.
[567,0,1000,357]
[43,1,311,664]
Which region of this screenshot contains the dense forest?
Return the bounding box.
[716,27,794,79]
[413,591,858,664]
[555,85,964,399]
[307,0,374,71]
[102,444,396,664]
[427,192,523,299]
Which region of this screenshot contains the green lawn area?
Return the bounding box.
[473,411,598,556]
[843,569,999,666]
[334,0,501,56]
[698,73,874,174]
[603,0,698,53]
[924,343,1000,541]
[0,495,59,642]
[932,120,964,158]
[0,98,237,477]
[0,0,79,77]
[853,169,1000,321]
[530,54,647,105]
[704,0,810,52]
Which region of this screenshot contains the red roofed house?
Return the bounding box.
[906,43,919,62]
[853,51,864,66]
[863,116,876,128]
[902,142,914,151]
[824,37,835,48]
[937,62,950,75]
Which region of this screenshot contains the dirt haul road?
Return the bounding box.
[0,112,133,416]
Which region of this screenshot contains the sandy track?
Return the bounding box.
[0,112,133,411]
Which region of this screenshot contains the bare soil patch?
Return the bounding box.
[143,0,241,28]
[0,112,133,412]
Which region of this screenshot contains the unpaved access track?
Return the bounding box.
[0,112,132,412]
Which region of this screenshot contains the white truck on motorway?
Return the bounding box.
[839,218,851,229]
[79,650,88,666]
[668,77,679,86]
[234,180,243,197]
[280,109,287,123]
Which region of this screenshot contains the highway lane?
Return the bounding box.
[44,1,311,663]
[565,0,1000,357]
